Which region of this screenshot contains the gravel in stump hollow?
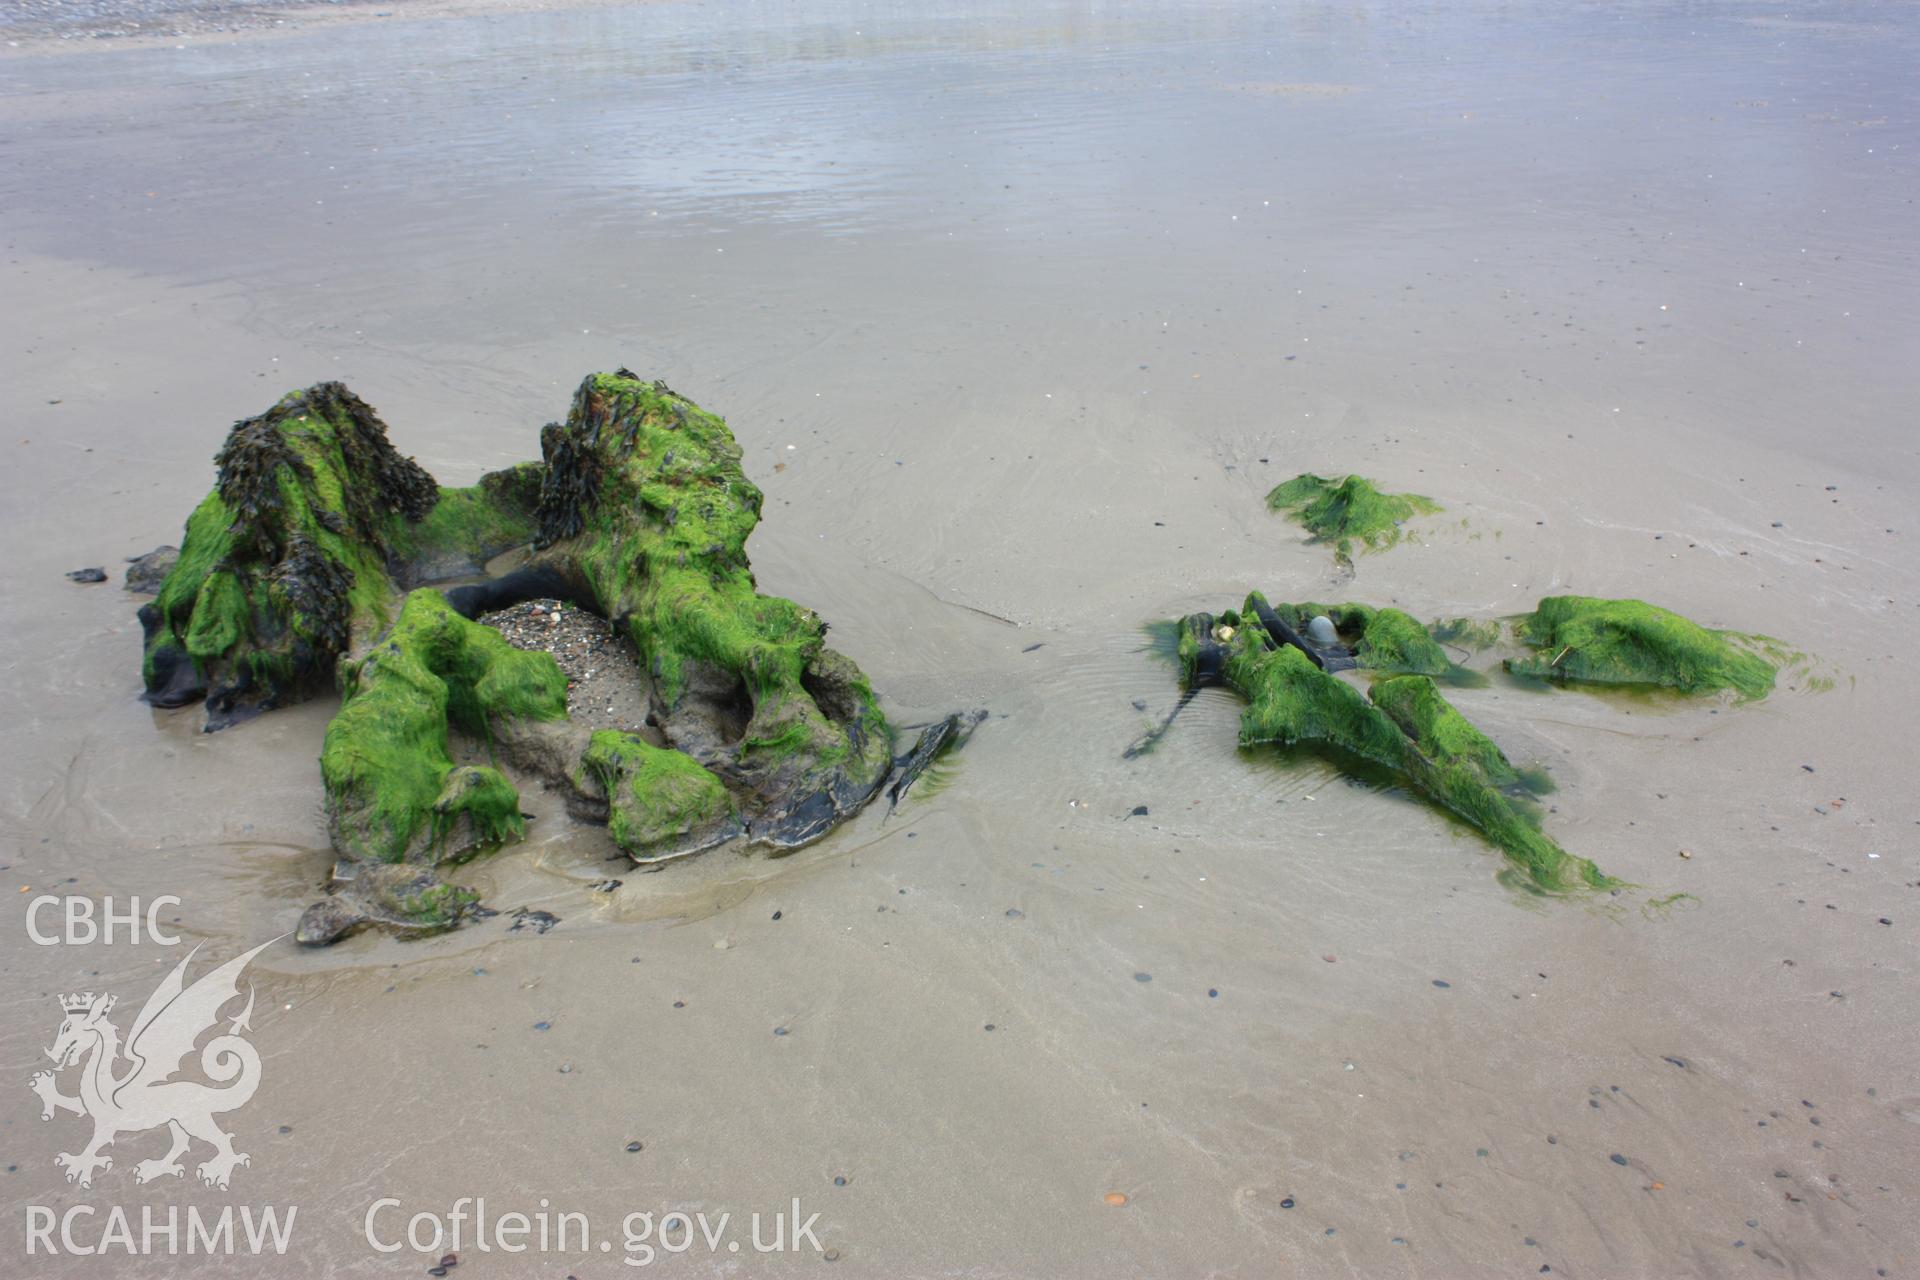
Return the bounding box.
[477,599,652,735]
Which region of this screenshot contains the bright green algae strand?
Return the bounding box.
[1265,473,1441,562]
[1508,595,1778,699]
[322,588,566,863]
[579,730,734,853]
[1369,673,1519,787]
[1188,608,1611,892]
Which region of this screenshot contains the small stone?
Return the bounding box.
[1610,1154,1629,1166]
[65,567,107,584]
[123,545,179,593]
[1208,988,1218,998]
[774,1026,788,1036]
[626,1141,643,1153]
[1130,805,1149,817]
[533,1021,551,1031]
[1280,1197,1295,1209]
[771,910,782,920]
[833,1176,847,1187]
[1432,979,1451,989]
[1134,972,1152,983]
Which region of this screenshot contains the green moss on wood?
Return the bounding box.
[394,879,481,928]
[321,589,566,863]
[1183,611,1608,892]
[1370,673,1519,787]
[385,463,544,580]
[1266,473,1440,564]
[530,372,892,817]
[538,375,793,701]
[141,384,539,725]
[580,730,735,854]
[1256,597,1453,676]
[1508,595,1777,699]
[1230,640,1414,767]
[149,372,898,875]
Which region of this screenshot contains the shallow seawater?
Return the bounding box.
[2,0,1917,1275]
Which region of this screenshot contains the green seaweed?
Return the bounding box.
[394,878,481,928]
[321,588,566,863]
[1257,597,1454,676]
[580,730,735,854]
[1138,619,1184,666]
[140,384,539,726]
[1429,616,1504,651]
[1266,473,1440,564]
[1363,672,1602,890]
[531,373,892,805]
[1370,674,1519,789]
[1641,891,1699,920]
[385,464,544,579]
[1182,611,1609,892]
[1229,642,1414,768]
[1508,596,1777,699]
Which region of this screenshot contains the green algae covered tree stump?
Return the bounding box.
[517,373,893,847]
[140,373,896,943]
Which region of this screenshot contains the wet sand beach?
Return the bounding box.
[2,0,1917,1274]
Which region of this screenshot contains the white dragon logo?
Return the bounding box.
[28,938,278,1190]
